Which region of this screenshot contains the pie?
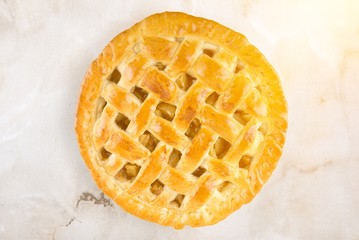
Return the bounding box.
[75,12,287,229]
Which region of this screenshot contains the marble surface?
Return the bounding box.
[1,0,359,239]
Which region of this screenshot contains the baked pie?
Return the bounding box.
[75,12,287,229]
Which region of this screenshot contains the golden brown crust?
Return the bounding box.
[75,12,287,229]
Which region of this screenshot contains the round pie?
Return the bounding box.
[75,12,287,229]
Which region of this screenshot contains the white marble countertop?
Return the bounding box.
[1,0,358,239]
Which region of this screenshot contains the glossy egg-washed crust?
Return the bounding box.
[75,12,287,229]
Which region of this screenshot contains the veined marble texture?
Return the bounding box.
[0,0,358,239]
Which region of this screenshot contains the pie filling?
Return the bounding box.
[93,36,269,204]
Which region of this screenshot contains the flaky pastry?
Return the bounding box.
[75,12,287,229]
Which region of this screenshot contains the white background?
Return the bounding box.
[1,0,359,239]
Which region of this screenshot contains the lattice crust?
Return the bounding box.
[76,12,287,229]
